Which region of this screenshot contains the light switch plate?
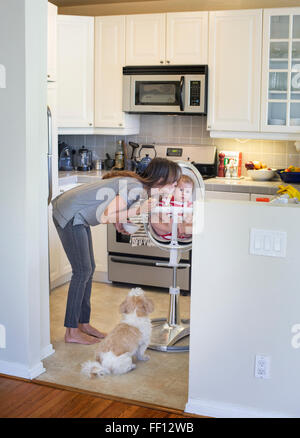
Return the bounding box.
[250,228,287,257]
[0,64,6,89]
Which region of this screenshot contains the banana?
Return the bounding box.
[277,184,300,201]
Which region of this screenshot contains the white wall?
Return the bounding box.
[187,200,300,417]
[0,0,49,378]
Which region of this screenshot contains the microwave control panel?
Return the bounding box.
[189,81,201,106]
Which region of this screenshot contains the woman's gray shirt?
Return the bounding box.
[52,177,145,228]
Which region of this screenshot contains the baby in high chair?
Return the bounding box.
[151,174,194,241]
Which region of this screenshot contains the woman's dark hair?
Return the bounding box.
[102,158,182,190]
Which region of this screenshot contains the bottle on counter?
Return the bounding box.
[218,152,225,177]
[114,140,124,170]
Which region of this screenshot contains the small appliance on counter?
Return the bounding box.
[58,142,74,171]
[76,146,92,171]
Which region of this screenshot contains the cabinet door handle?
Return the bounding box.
[166,60,170,64]
[160,60,164,64]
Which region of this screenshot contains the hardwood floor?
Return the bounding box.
[0,376,195,418]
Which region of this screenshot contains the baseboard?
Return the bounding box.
[185,398,291,418]
[93,271,109,283]
[0,360,45,380]
[50,272,110,290]
[40,343,55,360]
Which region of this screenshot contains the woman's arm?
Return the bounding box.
[100,195,155,233]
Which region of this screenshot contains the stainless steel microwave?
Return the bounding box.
[122,65,208,115]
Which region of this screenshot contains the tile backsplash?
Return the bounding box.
[59,115,300,175]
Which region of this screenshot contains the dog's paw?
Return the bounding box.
[138,354,150,362]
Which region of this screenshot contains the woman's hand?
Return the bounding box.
[114,222,129,234]
[139,197,159,215]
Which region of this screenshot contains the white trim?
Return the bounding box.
[185,398,292,418]
[40,344,55,360]
[50,271,110,291]
[58,126,140,135]
[210,130,300,140]
[0,360,45,380]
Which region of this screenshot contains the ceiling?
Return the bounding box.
[51,0,162,6]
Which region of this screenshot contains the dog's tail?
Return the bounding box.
[81,360,109,377]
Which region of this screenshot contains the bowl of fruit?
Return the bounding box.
[245,161,276,181]
[277,166,300,183]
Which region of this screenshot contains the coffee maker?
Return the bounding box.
[58,142,74,171]
[76,147,92,171]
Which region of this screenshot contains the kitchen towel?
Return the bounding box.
[129,214,155,247]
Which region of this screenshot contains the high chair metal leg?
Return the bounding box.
[148,260,190,352]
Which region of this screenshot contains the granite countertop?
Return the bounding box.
[59,171,300,196]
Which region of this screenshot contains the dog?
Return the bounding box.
[81,288,154,376]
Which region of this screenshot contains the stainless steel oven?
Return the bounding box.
[107,224,191,292]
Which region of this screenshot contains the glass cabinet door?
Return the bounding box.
[264,10,300,131]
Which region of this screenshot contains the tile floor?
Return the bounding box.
[36,282,190,410]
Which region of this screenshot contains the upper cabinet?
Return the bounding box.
[94,16,139,131]
[57,15,139,134]
[57,16,94,128]
[166,12,208,65]
[126,14,165,65]
[261,8,300,133]
[126,12,208,66]
[47,2,57,82]
[208,9,262,132]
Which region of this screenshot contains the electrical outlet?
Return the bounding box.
[255,355,271,379]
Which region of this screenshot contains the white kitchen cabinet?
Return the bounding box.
[94,16,139,131]
[261,7,300,133]
[48,204,61,287]
[206,191,250,201]
[57,15,94,128]
[208,9,262,132]
[92,224,108,276]
[126,14,165,65]
[125,12,208,66]
[166,12,208,65]
[47,2,57,82]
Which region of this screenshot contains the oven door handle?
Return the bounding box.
[110,257,187,269]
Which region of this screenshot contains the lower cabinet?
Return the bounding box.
[49,184,108,290]
[206,191,276,202]
[205,191,250,201]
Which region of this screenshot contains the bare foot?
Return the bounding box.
[78,323,107,339]
[65,328,101,345]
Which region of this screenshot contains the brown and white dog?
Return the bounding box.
[81,288,154,376]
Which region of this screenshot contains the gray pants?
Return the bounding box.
[53,218,95,328]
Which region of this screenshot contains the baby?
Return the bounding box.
[151,175,194,241]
